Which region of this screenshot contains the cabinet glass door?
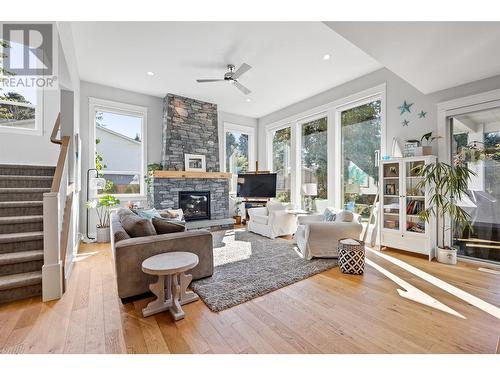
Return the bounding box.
[382,162,400,230]
[405,160,426,234]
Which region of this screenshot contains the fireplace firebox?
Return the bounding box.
[179,191,211,221]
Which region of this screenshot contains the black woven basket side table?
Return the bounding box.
[337,239,365,275]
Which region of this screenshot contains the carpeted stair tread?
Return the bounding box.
[0,215,43,224]
[0,175,53,180]
[0,164,55,176]
[0,250,43,265]
[0,201,43,208]
[0,270,42,291]
[0,231,44,244]
[0,188,51,193]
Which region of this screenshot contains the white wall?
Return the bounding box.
[57,22,82,277]
[257,67,500,166]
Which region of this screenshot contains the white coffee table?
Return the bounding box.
[141,252,199,320]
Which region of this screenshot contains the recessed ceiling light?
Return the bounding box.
[323,54,331,61]
[245,98,251,102]
[147,71,154,76]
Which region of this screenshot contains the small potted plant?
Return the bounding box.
[406,132,441,156]
[87,194,121,243]
[233,199,243,225]
[415,160,475,264]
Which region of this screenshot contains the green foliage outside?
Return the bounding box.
[273,127,291,202]
[302,118,328,201]
[0,40,35,124]
[225,131,249,174]
[341,101,381,214]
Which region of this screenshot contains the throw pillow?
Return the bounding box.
[152,217,186,234]
[159,208,185,221]
[121,212,157,237]
[335,210,354,222]
[114,229,131,243]
[135,208,161,220]
[323,208,337,222]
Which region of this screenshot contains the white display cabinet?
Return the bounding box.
[379,156,437,260]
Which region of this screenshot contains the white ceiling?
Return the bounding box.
[325,22,500,95]
[69,22,381,118]
[455,107,500,132]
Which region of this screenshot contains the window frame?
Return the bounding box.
[0,89,43,136]
[88,97,148,198]
[222,122,256,194]
[268,124,293,203]
[265,84,386,210]
[335,93,385,211]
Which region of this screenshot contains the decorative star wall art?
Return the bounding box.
[398,100,413,115]
[418,110,427,119]
[401,119,410,127]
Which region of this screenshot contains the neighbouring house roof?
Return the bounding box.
[96,125,142,145]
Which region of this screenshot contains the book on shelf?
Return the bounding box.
[406,199,424,215]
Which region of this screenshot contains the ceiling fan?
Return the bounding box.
[196,63,252,95]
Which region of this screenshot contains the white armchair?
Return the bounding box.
[247,202,297,239]
[295,209,363,260]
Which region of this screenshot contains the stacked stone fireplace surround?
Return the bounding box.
[153,94,233,230]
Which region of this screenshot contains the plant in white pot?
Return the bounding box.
[87,194,121,243]
[415,160,475,264]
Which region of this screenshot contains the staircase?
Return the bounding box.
[0,164,55,303]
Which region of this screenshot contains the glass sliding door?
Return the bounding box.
[340,99,381,220]
[301,117,327,211]
[271,126,292,202]
[451,109,500,263]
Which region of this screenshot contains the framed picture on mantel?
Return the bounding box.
[184,154,206,172]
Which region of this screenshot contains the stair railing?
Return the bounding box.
[43,112,74,301]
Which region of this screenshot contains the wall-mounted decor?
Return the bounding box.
[398,100,413,115]
[418,110,427,119]
[401,119,410,127]
[184,153,206,172]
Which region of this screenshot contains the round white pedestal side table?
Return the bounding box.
[141,252,199,320]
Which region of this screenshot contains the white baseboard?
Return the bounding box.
[42,262,63,302]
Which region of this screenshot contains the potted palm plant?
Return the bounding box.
[415,161,475,264]
[87,194,121,243]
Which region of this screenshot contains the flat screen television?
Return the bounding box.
[237,173,277,198]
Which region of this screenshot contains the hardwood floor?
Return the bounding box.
[0,235,499,354]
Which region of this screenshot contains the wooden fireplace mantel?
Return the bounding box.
[153,171,232,179]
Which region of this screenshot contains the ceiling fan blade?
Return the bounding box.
[233,81,252,95]
[196,79,225,83]
[231,63,252,80]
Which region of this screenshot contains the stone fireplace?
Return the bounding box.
[153,94,233,230]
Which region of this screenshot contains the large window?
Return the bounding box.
[223,123,255,193]
[0,40,40,135]
[301,117,328,210]
[90,98,147,197]
[340,99,381,219]
[266,85,385,214]
[272,126,291,202]
[451,111,500,263]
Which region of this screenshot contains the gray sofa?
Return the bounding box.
[110,209,214,299]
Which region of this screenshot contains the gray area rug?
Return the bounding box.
[190,229,338,312]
